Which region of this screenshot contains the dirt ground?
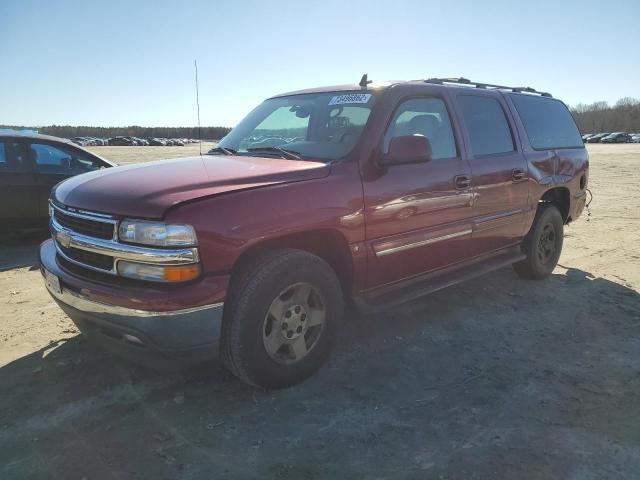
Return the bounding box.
[1,144,639,479]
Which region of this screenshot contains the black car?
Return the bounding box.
[601,132,631,143]
[586,133,610,143]
[0,132,115,229]
[108,136,136,146]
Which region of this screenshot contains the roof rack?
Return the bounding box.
[424,77,552,97]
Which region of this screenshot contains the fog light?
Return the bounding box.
[117,261,201,282]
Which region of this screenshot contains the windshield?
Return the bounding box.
[216,91,377,162]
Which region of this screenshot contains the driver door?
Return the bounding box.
[362,95,475,289]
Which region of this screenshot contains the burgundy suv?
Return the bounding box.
[40,77,589,388]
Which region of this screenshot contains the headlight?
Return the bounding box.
[118,219,197,247]
[117,260,201,282]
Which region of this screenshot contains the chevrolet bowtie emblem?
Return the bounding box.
[57,230,72,248]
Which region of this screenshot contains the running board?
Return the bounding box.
[354,247,526,314]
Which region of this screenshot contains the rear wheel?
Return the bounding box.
[513,203,563,280]
[221,249,343,388]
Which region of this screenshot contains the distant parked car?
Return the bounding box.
[630,134,640,143]
[587,133,610,143]
[108,136,135,146]
[147,137,165,146]
[0,132,115,229]
[70,136,91,146]
[601,132,631,143]
[581,134,594,142]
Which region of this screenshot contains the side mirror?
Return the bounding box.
[378,135,432,167]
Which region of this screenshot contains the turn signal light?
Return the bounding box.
[117,261,201,282]
[163,265,201,282]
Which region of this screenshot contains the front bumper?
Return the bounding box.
[39,240,225,362]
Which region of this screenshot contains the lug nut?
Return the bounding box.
[287,331,293,338]
[282,322,288,330]
[295,306,301,314]
[301,314,306,321]
[296,326,302,333]
[285,311,292,318]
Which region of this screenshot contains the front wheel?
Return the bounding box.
[513,204,564,280]
[221,249,343,389]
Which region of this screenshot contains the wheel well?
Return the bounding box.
[540,187,571,223]
[231,230,353,296]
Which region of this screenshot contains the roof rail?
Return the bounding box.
[424,77,552,97]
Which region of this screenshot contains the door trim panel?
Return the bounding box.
[473,208,523,233]
[373,223,473,257]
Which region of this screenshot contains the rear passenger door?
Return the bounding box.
[454,93,529,254]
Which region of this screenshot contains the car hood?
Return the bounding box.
[53,155,330,218]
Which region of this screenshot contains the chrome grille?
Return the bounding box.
[58,245,114,271]
[53,208,115,240]
[49,201,200,278]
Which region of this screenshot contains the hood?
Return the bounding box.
[53,155,330,218]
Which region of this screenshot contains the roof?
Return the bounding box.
[270,81,397,98]
[0,131,77,145]
[269,77,553,99]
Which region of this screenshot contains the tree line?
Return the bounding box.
[570,97,640,134]
[0,125,231,140]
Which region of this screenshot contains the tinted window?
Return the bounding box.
[0,141,26,172]
[29,143,103,174]
[458,95,514,156]
[510,94,583,149]
[384,97,457,159]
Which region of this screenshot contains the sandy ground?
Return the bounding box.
[1,144,639,479]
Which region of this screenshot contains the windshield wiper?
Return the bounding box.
[246,146,302,160]
[206,146,237,155]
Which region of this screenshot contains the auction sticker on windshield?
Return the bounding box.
[328,93,372,105]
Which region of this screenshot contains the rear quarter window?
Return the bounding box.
[510,94,583,150]
[457,95,514,157]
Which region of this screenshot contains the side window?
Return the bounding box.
[509,94,583,150]
[29,143,101,174]
[0,141,26,172]
[384,97,457,160]
[458,95,514,156]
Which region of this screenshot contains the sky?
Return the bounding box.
[1,0,639,128]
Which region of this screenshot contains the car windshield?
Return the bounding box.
[216,91,377,162]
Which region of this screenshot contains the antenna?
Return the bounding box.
[194,59,202,156]
[359,73,372,89]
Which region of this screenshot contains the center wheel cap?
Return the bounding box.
[281,304,307,340]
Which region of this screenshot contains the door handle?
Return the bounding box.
[454,175,471,189]
[512,168,525,181]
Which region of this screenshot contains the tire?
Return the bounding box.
[220,249,344,389]
[513,203,564,280]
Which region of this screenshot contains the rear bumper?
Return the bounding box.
[39,239,224,362]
